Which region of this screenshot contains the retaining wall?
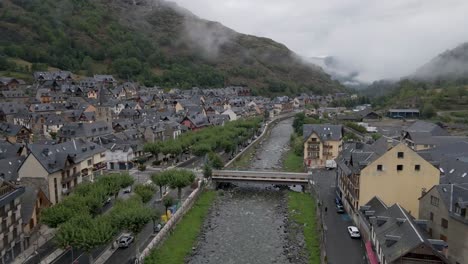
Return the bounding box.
[138,181,204,262]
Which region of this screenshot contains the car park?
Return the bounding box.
[347,226,361,238]
[118,234,134,248]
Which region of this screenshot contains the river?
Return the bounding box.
[188,118,307,264]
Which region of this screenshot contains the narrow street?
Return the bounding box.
[311,169,367,264]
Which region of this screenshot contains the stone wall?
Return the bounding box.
[138,181,204,262]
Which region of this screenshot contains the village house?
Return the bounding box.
[0,182,26,264]
[361,197,449,264]
[419,184,468,264]
[18,139,107,204]
[337,139,440,219]
[303,124,343,168]
[57,121,112,142]
[0,77,25,91]
[0,123,32,143]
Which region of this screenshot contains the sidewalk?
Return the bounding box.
[14,225,56,264]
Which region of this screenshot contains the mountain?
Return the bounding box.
[412,42,468,83]
[307,56,367,88]
[0,0,344,95]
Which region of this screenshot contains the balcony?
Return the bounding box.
[61,172,80,184]
[93,162,106,171]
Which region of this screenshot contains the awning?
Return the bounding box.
[365,241,379,264]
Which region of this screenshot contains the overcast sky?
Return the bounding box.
[172,0,468,82]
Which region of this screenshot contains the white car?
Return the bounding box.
[347,226,361,238]
[118,234,134,248]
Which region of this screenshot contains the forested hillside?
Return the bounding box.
[0,0,344,95]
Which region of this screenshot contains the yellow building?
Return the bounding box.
[303,124,343,168]
[337,141,440,218]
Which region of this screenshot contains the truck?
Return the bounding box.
[325,159,337,170]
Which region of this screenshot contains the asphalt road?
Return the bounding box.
[312,169,367,264]
[104,186,194,264]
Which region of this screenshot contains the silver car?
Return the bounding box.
[118,235,134,248]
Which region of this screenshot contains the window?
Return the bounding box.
[87,159,92,166]
[441,218,448,228]
[428,228,433,237]
[377,165,383,171]
[397,152,404,158]
[454,204,466,216]
[311,138,317,142]
[415,165,420,171]
[429,212,434,221]
[440,234,447,241]
[430,196,439,207]
[397,165,403,171]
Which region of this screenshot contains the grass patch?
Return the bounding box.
[228,144,257,169]
[144,190,217,264]
[288,192,320,264]
[283,149,304,172]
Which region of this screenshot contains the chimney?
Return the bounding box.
[387,139,393,150]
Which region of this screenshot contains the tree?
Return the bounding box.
[109,197,155,257]
[151,172,170,199]
[55,215,115,264]
[162,196,174,217]
[134,184,155,203]
[203,163,212,179]
[167,169,196,201]
[421,103,436,119]
[208,152,224,169]
[41,203,86,228]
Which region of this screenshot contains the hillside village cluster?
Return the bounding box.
[0,71,342,263]
[0,71,467,264]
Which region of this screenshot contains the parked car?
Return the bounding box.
[335,197,342,206]
[118,234,134,248]
[336,204,345,214]
[347,226,361,238]
[123,186,132,193]
[154,223,163,233]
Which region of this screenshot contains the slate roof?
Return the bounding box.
[0,102,29,115]
[93,75,116,83]
[303,124,343,141]
[1,91,26,98]
[0,123,26,136]
[27,139,106,174]
[404,121,449,136]
[0,157,25,182]
[370,203,447,263]
[0,140,23,159]
[20,186,40,225]
[33,71,72,81]
[58,121,112,139]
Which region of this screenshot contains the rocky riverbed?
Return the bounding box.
[187,118,309,264]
